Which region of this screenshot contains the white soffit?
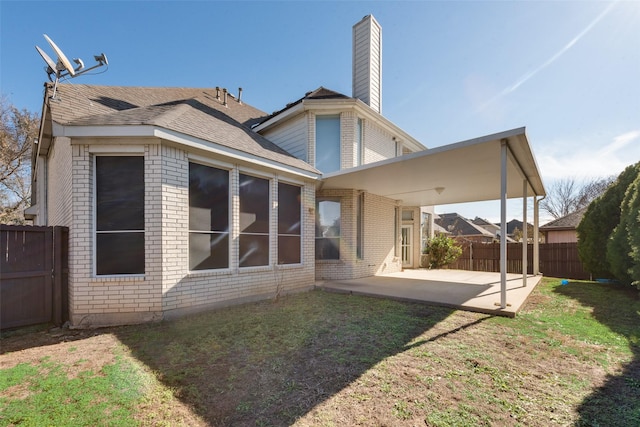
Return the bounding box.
[320,127,546,206]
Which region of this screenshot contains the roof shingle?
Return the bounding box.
[46,84,319,174]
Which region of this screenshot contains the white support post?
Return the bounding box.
[500,140,508,309]
[523,179,528,287]
[534,197,540,275]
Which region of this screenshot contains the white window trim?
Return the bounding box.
[238,171,272,269]
[93,154,145,278]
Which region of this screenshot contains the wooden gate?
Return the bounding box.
[1,225,68,329]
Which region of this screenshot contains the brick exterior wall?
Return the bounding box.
[363,119,396,163]
[62,139,315,327]
[315,189,401,281]
[340,111,357,169]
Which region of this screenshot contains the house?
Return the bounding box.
[539,207,587,243]
[496,219,534,241]
[435,213,497,243]
[471,217,501,239]
[27,15,546,327]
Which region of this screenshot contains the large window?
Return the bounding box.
[189,163,229,270]
[315,115,341,173]
[315,199,340,260]
[95,156,145,275]
[278,182,301,264]
[239,173,270,267]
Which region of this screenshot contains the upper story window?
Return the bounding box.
[95,156,145,276]
[189,162,230,271]
[315,115,341,173]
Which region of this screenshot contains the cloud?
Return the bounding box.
[598,129,640,156]
[538,130,640,179]
[477,1,618,113]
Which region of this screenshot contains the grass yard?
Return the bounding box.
[1,277,639,426]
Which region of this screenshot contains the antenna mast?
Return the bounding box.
[35,34,109,99]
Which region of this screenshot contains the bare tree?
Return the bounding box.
[541,176,614,219]
[0,95,39,224]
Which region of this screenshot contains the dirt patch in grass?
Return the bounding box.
[1,279,639,426]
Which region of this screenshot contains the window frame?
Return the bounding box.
[315,114,341,173]
[93,154,145,277]
[188,161,231,272]
[315,198,341,260]
[277,181,302,265]
[238,172,271,268]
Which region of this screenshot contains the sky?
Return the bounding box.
[1,0,639,224]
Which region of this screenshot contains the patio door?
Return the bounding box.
[401,225,412,268]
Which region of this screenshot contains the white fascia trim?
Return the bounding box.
[252,103,305,132]
[55,123,320,181]
[154,128,320,180]
[53,123,156,138]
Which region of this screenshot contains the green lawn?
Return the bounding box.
[1,277,639,426]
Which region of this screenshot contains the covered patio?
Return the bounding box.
[317,269,543,317]
[320,127,547,310]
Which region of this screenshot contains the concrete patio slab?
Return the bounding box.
[317,269,543,317]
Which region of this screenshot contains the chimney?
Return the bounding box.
[222,88,228,106]
[238,87,243,104]
[352,15,382,113]
[216,86,220,100]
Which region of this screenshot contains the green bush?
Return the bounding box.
[423,234,462,269]
[578,162,639,280]
[607,172,639,285]
[616,172,640,289]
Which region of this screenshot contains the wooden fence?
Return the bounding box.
[444,242,591,280]
[1,225,69,329]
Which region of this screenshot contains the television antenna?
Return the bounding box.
[35,34,108,98]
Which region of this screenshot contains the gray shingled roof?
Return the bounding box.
[435,213,495,238]
[257,86,351,125]
[46,84,319,174]
[540,207,587,230]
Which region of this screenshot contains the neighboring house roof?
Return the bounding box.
[494,219,533,235]
[472,217,500,236]
[40,83,320,175]
[435,213,495,239]
[433,222,450,235]
[540,207,587,231]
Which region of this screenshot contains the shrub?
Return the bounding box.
[423,234,462,269]
[607,172,639,285]
[577,162,639,279]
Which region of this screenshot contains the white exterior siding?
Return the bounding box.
[260,114,308,162]
[353,15,382,113]
[47,137,73,227]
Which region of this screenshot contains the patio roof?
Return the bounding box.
[318,127,546,206]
